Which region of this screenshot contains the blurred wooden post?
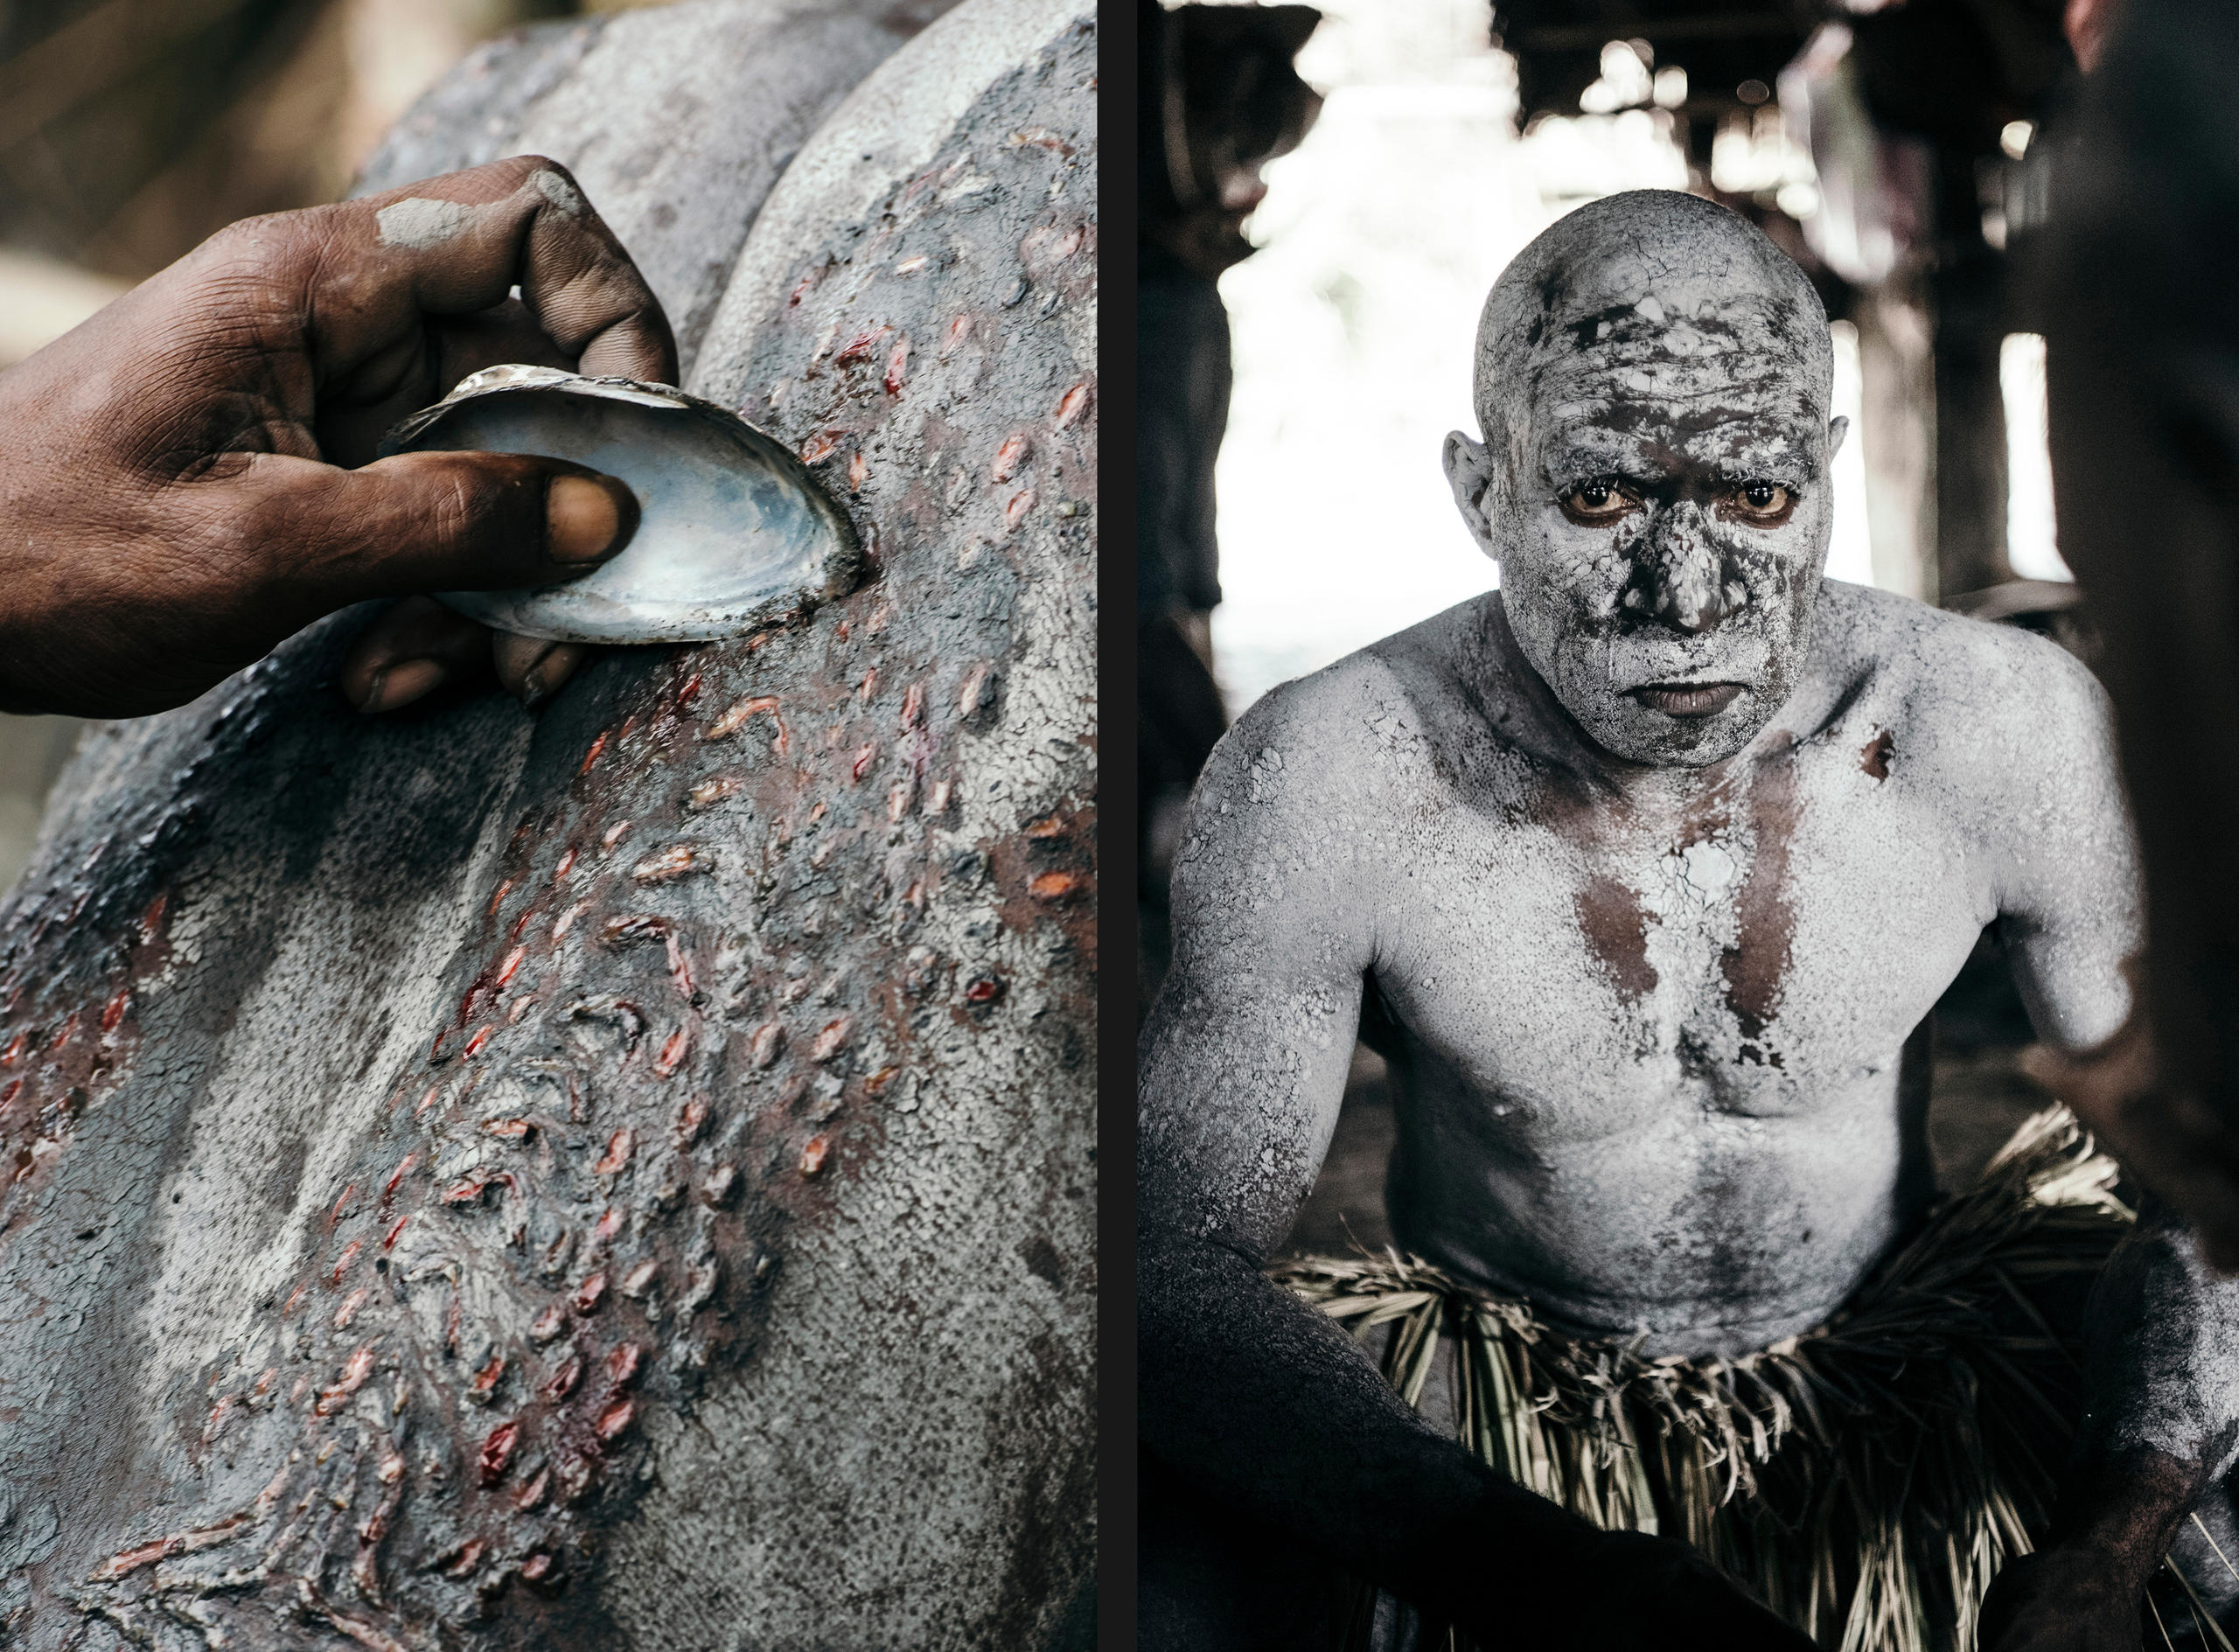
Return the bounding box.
[1855,279,1939,603]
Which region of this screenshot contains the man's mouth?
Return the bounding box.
[1627,681,1745,717]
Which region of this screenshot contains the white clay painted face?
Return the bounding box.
[1454,192,1840,768]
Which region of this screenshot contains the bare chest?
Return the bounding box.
[1364,729,1992,1135]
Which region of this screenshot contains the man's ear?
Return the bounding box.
[1442,429,1500,561]
[1828,414,1850,459]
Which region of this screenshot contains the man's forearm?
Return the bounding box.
[2058,1205,2239,1582]
[1138,1229,1604,1627]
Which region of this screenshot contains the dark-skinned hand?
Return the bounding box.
[1565,1530,1817,1651]
[2023,1012,2239,1272]
[0,154,677,720]
[1980,1549,2149,1651]
[1424,1527,1816,1650]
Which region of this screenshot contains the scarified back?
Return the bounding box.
[0,3,1097,1646]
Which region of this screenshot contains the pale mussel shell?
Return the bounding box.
[379,364,860,644]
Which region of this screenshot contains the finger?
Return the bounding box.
[301,157,677,391]
[492,631,591,709]
[215,448,640,614]
[317,298,580,465]
[432,296,579,386]
[340,596,493,714]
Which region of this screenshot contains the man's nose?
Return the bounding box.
[1629,506,1737,633]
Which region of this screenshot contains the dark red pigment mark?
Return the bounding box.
[1860,728,1894,781]
[1718,740,1800,1044]
[1573,875,1657,1001]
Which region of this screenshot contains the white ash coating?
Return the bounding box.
[374,195,477,250]
[1145,191,2229,1451]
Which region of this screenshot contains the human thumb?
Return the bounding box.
[222,448,638,614]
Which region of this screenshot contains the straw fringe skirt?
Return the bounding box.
[1272,1108,2219,1652]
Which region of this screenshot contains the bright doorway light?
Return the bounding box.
[2000,332,2071,582]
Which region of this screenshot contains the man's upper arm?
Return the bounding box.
[1138,677,1382,1261]
[1981,628,2143,1052]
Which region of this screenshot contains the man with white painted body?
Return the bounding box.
[1138,190,2239,1649]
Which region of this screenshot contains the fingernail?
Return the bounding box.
[358,657,449,714]
[516,644,560,708]
[547,474,634,563]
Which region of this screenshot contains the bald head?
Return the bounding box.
[1442,189,1846,769]
[1474,191,1831,470]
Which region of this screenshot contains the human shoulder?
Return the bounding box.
[1815,579,2110,796]
[1202,598,1493,804]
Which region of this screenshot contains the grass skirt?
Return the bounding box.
[1272,1108,2200,1652]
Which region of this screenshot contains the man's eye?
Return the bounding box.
[1727,481,1793,519]
[1561,480,1634,522]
